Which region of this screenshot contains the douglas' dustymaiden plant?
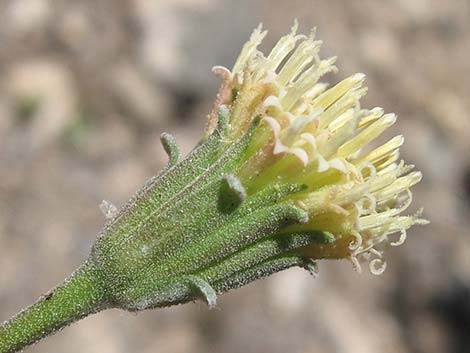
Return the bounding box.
[0,22,428,353]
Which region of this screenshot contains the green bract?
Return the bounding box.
[92,108,331,311]
[0,107,332,353]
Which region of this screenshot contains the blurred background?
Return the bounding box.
[0,0,469,352]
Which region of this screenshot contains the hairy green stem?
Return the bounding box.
[0,261,109,353]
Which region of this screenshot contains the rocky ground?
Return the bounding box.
[0,1,469,353]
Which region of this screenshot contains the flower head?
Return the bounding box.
[91,21,429,314]
[0,22,432,352]
[208,22,428,274]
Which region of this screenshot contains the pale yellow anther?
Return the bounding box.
[277,39,321,85]
[358,107,385,128]
[313,73,365,111]
[317,87,367,129]
[282,57,338,111]
[374,171,422,201]
[263,22,306,74]
[374,149,401,171]
[368,215,428,238]
[356,135,404,164]
[328,108,356,132]
[232,24,268,75]
[335,113,397,159]
[359,203,409,229]
[304,82,329,100]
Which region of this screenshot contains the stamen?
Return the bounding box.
[330,203,350,216]
[377,162,398,176]
[321,110,359,158]
[374,150,401,171]
[317,87,366,129]
[358,107,384,128]
[282,57,338,111]
[328,108,356,131]
[277,31,322,84]
[232,24,268,75]
[335,113,397,158]
[356,135,404,164]
[291,83,329,115]
[374,172,422,201]
[313,73,366,111]
[263,21,307,74]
